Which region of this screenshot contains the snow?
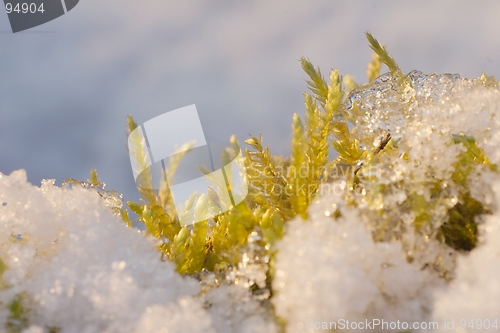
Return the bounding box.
[0,170,276,333]
[272,187,446,333]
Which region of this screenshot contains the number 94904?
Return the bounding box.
[5,3,45,14]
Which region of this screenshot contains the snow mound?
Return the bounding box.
[0,170,206,332]
[272,188,446,333]
[0,170,276,333]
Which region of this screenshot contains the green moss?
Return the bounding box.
[0,257,6,290]
[6,294,29,333]
[440,192,483,251]
[113,32,496,279]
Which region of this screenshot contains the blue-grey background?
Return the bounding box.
[1,0,500,203]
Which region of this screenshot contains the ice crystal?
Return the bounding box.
[61,178,123,217]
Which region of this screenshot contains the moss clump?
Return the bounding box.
[5,294,29,333]
[116,32,496,279]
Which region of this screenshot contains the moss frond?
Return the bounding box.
[244,134,293,219]
[365,31,401,75]
[343,74,358,93]
[89,168,99,186]
[324,69,344,116]
[366,53,382,83]
[288,113,308,218]
[172,221,209,274]
[331,137,365,166]
[300,57,329,106]
[126,115,156,204]
[159,142,195,215]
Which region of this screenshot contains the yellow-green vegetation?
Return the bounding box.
[0,251,27,333]
[0,257,6,288]
[5,294,28,333]
[440,135,496,251]
[115,32,494,279]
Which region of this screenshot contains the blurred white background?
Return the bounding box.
[1,0,500,202]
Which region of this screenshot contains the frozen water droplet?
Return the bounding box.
[61,178,84,189]
[407,70,424,84]
[62,177,123,216]
[372,72,393,84]
[345,89,361,111]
